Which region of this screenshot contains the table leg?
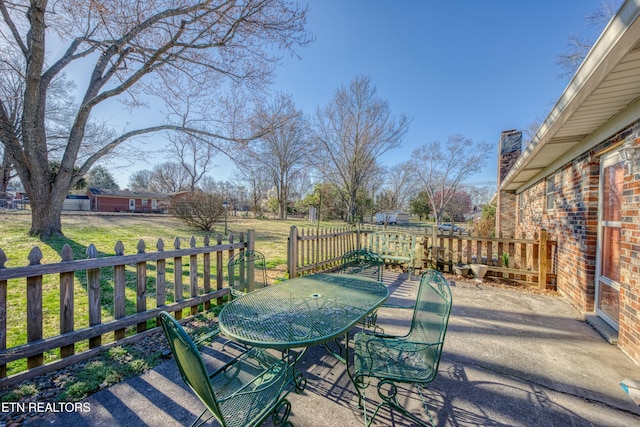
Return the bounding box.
[284,347,308,392]
[322,337,347,363]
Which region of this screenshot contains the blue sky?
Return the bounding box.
[268,0,610,187]
[112,0,612,189]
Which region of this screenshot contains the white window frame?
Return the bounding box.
[595,150,624,330]
[546,175,555,212]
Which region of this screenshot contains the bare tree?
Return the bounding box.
[0,0,309,237]
[0,52,78,194]
[170,191,225,231]
[170,132,216,192]
[556,0,622,79]
[312,76,410,223]
[232,164,271,214]
[440,190,471,221]
[128,170,155,191]
[379,162,413,212]
[151,162,191,193]
[410,134,491,224]
[239,93,308,219]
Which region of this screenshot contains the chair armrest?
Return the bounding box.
[212,348,294,402]
[380,302,414,309]
[365,337,442,354]
[192,325,221,347]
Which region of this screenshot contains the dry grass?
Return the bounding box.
[0,210,327,374]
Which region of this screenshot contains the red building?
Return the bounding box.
[86,188,169,213]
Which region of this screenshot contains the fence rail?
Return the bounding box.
[421,228,556,287]
[288,225,556,288]
[0,230,254,389]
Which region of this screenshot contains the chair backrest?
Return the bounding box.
[368,232,417,259]
[158,312,223,423]
[340,249,384,282]
[407,270,452,367]
[228,249,267,296]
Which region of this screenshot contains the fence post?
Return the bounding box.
[247,229,255,251]
[60,244,75,357]
[173,237,183,320]
[216,234,224,306]
[431,225,438,269]
[136,240,147,332]
[86,244,102,348]
[0,249,6,377]
[202,235,211,311]
[189,236,198,315]
[113,241,127,341]
[27,247,44,368]
[246,230,255,292]
[539,229,548,289]
[155,238,166,310]
[288,226,299,278]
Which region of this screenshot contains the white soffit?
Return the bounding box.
[502,0,640,192]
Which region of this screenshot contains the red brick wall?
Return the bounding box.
[503,121,640,365]
[496,190,517,238]
[620,135,640,364]
[92,196,131,212]
[515,157,598,312]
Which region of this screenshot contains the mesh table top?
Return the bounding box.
[218,273,389,350]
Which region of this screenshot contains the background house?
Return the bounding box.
[86,188,169,213]
[62,194,90,211]
[495,0,640,366]
[374,211,409,225]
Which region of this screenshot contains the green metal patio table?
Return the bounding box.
[218,273,389,351]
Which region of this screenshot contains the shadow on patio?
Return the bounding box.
[28,273,640,426]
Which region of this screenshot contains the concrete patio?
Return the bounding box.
[28,272,640,426]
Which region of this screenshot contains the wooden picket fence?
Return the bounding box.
[0,231,254,388]
[288,225,556,287]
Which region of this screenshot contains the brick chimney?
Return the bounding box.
[498,129,522,182]
[496,130,522,238]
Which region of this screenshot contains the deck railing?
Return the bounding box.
[0,231,254,388]
[288,225,556,288]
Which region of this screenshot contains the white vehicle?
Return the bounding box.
[437,223,465,234]
[374,211,409,225]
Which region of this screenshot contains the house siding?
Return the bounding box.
[86,188,168,213]
[506,120,640,365]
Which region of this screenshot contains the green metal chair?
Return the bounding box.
[340,249,384,283]
[228,250,268,299]
[340,249,384,329]
[158,311,297,427]
[352,270,453,427]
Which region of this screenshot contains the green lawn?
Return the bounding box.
[0,211,316,375]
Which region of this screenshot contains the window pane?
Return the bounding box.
[598,281,620,322]
[547,193,554,210]
[600,226,620,281]
[602,161,623,222]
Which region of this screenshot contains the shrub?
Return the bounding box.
[476,204,496,237]
[170,192,225,231]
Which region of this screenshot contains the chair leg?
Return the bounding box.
[190,408,214,427]
[270,398,292,427]
[367,380,434,427]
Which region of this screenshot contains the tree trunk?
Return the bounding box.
[279,199,287,219]
[28,189,67,238]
